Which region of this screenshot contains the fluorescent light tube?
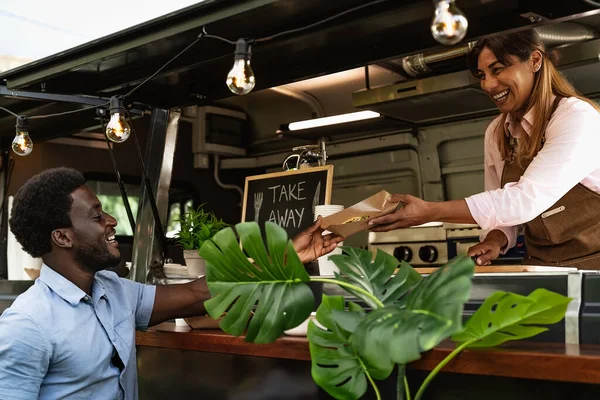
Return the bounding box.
[287,110,380,131]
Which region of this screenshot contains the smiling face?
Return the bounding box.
[68,186,121,272]
[476,46,541,118]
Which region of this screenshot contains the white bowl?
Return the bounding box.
[163,263,189,279]
[284,313,325,336]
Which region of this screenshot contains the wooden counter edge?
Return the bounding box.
[137,323,600,385]
[137,324,311,361]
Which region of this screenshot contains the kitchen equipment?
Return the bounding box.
[369,222,448,266]
[368,222,526,267]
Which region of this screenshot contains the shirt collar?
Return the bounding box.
[504,94,556,137]
[39,264,87,306]
[504,108,535,138]
[92,275,107,303]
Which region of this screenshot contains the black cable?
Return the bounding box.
[100,117,137,234]
[0,107,19,117]
[198,26,237,45]
[122,36,203,99]
[126,112,170,260]
[203,34,236,44]
[254,0,390,43]
[29,102,109,120]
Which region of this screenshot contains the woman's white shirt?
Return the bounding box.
[465,96,600,249]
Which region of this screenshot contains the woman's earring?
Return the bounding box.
[534,64,541,72]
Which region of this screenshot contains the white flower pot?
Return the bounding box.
[183,249,206,278]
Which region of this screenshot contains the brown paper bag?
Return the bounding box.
[319,190,399,238]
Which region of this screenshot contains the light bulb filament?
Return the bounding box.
[431,0,468,45]
[105,98,132,144]
[12,131,33,156]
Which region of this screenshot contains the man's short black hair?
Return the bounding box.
[9,167,85,258]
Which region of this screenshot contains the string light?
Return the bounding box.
[226,39,256,95]
[105,96,131,143]
[431,0,468,45]
[0,0,396,149]
[12,116,33,156]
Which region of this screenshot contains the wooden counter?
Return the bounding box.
[137,322,600,385]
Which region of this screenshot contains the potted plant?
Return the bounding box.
[199,222,571,400]
[174,204,229,278]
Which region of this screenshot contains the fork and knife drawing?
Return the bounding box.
[254,192,263,222]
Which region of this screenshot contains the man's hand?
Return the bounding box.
[293,217,344,264]
[368,194,433,232]
[467,230,508,266]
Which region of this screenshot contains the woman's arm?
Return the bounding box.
[371,101,600,234]
[466,102,600,230]
[368,196,475,232]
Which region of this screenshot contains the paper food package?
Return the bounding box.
[319,190,399,238]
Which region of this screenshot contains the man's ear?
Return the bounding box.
[51,229,74,249]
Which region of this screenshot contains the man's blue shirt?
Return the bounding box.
[0,265,156,399]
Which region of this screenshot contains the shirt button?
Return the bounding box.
[84,296,91,302]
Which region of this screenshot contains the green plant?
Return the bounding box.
[200,222,571,400]
[175,204,229,252]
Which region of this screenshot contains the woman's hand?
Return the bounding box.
[368,194,433,232]
[293,217,344,264]
[466,230,508,266]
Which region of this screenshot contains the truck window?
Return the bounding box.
[87,180,141,236]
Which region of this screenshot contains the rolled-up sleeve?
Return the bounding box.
[466,101,600,235]
[0,310,51,399]
[119,278,156,331]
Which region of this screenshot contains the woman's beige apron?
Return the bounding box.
[500,96,600,269]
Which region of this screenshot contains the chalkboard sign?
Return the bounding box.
[241,165,334,238]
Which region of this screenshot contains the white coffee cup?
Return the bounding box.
[312,205,344,276]
[314,205,344,236]
[317,247,343,276]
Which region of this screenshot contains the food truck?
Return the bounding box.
[1,1,600,398]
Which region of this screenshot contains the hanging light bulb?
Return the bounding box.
[105,96,131,143]
[12,116,33,156]
[431,0,468,45]
[226,39,256,95]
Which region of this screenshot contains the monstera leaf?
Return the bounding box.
[308,295,389,400]
[329,247,422,308]
[352,255,475,367]
[402,254,475,349]
[200,221,314,343]
[452,288,572,347]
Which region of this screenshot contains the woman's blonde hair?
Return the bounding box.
[468,30,600,163]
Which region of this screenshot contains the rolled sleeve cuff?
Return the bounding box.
[136,284,156,331]
[465,191,496,230]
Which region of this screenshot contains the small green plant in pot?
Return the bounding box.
[200,222,571,400]
[174,204,228,278]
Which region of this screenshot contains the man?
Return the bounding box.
[0,167,341,399]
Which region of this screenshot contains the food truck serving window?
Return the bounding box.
[85,179,194,237]
[87,180,140,236]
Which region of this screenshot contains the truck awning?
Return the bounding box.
[0,0,596,141]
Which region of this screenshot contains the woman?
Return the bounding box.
[369,29,600,268]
